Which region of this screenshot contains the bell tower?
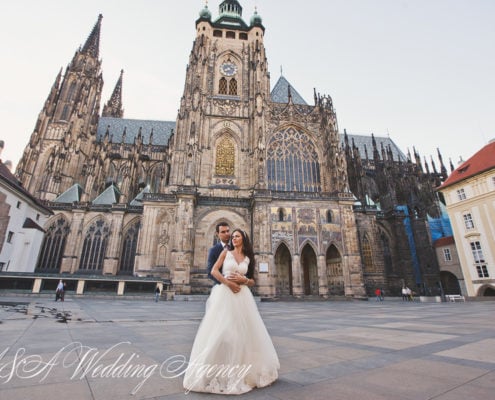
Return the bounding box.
[166,1,269,193]
[16,15,104,200]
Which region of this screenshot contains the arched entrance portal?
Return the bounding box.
[301,244,318,295]
[439,271,461,295]
[274,243,292,296]
[478,285,495,296]
[327,244,344,295]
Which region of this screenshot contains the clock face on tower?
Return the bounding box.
[220,62,238,77]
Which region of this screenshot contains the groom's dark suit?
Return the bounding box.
[207,242,225,285]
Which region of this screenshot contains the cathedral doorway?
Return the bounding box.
[326,244,344,295]
[274,243,292,296]
[301,244,318,295]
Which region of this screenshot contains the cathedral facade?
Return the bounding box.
[16,1,447,297]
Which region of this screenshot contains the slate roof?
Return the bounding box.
[97,117,175,146]
[92,184,121,205]
[53,184,83,203]
[270,75,308,105]
[130,185,150,207]
[343,134,407,162]
[439,140,495,189]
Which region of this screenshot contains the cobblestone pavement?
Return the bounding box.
[0,295,494,400]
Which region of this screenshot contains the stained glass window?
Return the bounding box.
[36,216,70,272]
[215,137,235,176]
[119,221,140,275]
[267,127,321,192]
[79,219,110,272]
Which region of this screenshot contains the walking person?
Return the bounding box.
[154,286,161,302]
[55,280,64,302]
[184,229,279,394]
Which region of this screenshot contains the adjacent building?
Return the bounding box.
[0,143,53,272]
[438,140,495,296]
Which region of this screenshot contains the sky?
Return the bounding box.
[1,0,494,170]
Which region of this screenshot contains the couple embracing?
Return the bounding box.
[183,223,280,394]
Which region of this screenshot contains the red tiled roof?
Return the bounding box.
[438,140,495,189]
[433,236,455,247]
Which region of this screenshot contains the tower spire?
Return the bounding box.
[102,69,124,118]
[82,14,103,58]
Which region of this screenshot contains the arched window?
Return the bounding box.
[228,78,237,95]
[361,236,374,272]
[278,208,286,222]
[79,219,110,273]
[326,210,333,223]
[119,221,140,275]
[267,127,321,192]
[67,81,77,102]
[35,216,70,272]
[60,105,70,121]
[151,165,163,192]
[215,137,235,176]
[219,77,228,94]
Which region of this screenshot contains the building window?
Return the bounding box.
[470,241,489,278]
[326,210,333,223]
[463,213,475,230]
[228,78,237,95]
[361,236,374,272]
[6,231,14,243]
[16,201,21,209]
[119,221,140,275]
[443,248,452,262]
[456,188,467,201]
[226,31,235,39]
[215,137,235,176]
[239,32,248,40]
[79,219,110,273]
[278,208,286,222]
[213,30,222,38]
[35,216,70,272]
[476,265,489,278]
[267,127,321,192]
[219,77,228,94]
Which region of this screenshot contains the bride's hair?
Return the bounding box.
[232,229,255,278]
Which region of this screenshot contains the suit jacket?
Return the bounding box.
[207,242,225,285]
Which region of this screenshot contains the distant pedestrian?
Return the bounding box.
[55,280,64,302]
[380,288,385,301]
[375,288,382,301]
[405,287,413,301]
[402,287,408,301]
[155,286,161,302]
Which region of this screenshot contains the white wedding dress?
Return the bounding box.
[183,251,279,394]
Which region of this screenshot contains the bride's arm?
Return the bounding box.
[211,251,241,293]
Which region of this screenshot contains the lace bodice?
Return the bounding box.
[222,251,249,277]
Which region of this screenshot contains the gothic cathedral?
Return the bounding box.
[16,1,446,297]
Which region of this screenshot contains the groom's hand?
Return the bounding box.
[226,280,241,294]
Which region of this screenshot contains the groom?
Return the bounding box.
[207,222,231,285]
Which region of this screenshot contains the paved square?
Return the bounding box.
[0,296,494,400]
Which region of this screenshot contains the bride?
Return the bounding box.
[183,229,279,394]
